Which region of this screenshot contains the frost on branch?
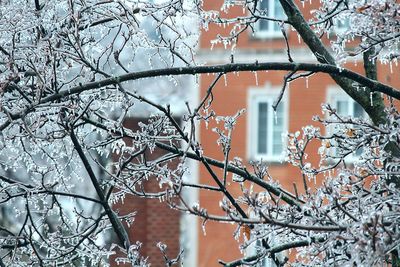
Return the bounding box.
[1,0,400,266]
[201,0,399,63]
[0,0,198,265]
[309,0,400,62]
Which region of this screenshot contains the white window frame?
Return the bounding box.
[247,85,289,162]
[326,87,367,162]
[254,0,286,39]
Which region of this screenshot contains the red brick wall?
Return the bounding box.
[110,118,181,267]
[197,64,400,266]
[198,2,400,265]
[112,183,181,266]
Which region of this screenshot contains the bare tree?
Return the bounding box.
[0,0,400,266]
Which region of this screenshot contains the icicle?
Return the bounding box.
[254,71,258,86]
[390,61,393,73]
[234,228,240,241]
[274,110,278,124]
[370,92,373,106]
[305,77,309,89]
[202,220,207,236]
[223,74,228,86]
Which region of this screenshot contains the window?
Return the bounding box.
[326,88,366,160]
[248,87,288,161]
[334,17,350,34]
[332,3,351,34]
[334,97,364,119]
[255,0,286,38]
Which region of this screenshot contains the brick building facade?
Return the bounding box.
[196,0,400,266]
[111,1,400,266]
[113,184,181,266]
[111,118,182,266]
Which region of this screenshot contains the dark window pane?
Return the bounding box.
[257,102,268,154]
[259,0,269,10]
[336,100,348,116]
[353,102,364,118]
[336,18,350,31]
[259,19,270,31]
[257,0,285,33]
[258,0,270,31]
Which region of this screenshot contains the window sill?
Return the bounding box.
[251,31,283,40]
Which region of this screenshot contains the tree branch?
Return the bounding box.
[41,62,399,103]
[2,61,398,132]
[219,238,319,267]
[69,128,130,249]
[0,175,104,204]
[154,142,302,208]
[278,0,387,125]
